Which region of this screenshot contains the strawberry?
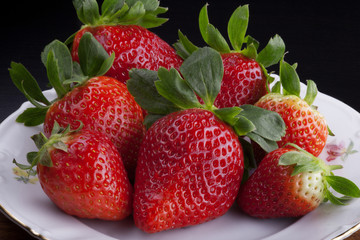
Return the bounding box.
[254,58,331,158]
[69,0,183,84]
[237,144,360,218]
[9,32,145,179]
[14,123,133,220]
[127,47,286,232]
[174,4,285,108]
[134,108,244,233]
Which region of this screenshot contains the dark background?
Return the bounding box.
[1,0,360,123]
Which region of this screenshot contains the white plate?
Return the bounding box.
[1,81,360,240]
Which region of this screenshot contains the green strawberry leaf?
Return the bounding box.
[101,0,125,17]
[9,62,50,106]
[279,151,314,166]
[240,43,257,59]
[120,1,145,23]
[303,80,318,106]
[326,191,347,205]
[41,40,73,83]
[15,107,48,126]
[247,132,278,153]
[227,5,249,51]
[271,81,282,93]
[180,47,223,108]
[233,115,256,136]
[214,107,243,126]
[291,162,322,176]
[155,67,202,110]
[239,104,286,141]
[205,24,231,53]
[78,32,114,78]
[256,34,286,68]
[325,175,360,198]
[74,0,167,28]
[244,35,259,51]
[279,58,301,97]
[127,68,180,115]
[198,4,230,53]
[174,30,199,59]
[126,0,159,11]
[46,50,68,99]
[73,0,101,25]
[136,6,168,28]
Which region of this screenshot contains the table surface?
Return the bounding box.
[1,1,360,239]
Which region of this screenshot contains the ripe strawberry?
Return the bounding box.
[254,59,330,158]
[127,47,286,232]
[237,145,360,218]
[43,75,144,179]
[70,0,183,84]
[174,4,285,108]
[14,123,133,220]
[134,108,244,233]
[9,32,145,179]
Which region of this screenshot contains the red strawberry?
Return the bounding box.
[174,4,285,108]
[214,53,268,108]
[15,123,133,220]
[70,0,183,84]
[127,47,286,232]
[9,33,145,179]
[237,145,360,218]
[254,59,330,158]
[43,75,144,179]
[133,108,244,233]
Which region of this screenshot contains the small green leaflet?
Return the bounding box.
[155,68,202,110]
[198,4,230,53]
[227,5,249,51]
[256,35,285,68]
[279,59,301,97]
[239,104,285,142]
[78,32,114,77]
[9,62,50,106]
[180,47,223,108]
[325,175,360,198]
[127,68,180,115]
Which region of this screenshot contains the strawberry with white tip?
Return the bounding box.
[238,143,360,218]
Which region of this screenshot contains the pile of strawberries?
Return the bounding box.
[10,0,360,234]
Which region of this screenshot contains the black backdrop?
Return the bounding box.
[1,1,360,122]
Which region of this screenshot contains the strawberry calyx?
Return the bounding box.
[72,0,168,28]
[9,32,114,126]
[279,143,360,205]
[13,121,83,181]
[174,4,286,85]
[127,47,286,154]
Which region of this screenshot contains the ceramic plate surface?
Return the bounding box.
[1,81,360,240]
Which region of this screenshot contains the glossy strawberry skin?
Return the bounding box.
[237,148,324,218]
[43,76,145,179]
[71,25,183,84]
[255,93,328,157]
[214,53,268,108]
[37,130,133,220]
[133,108,244,233]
